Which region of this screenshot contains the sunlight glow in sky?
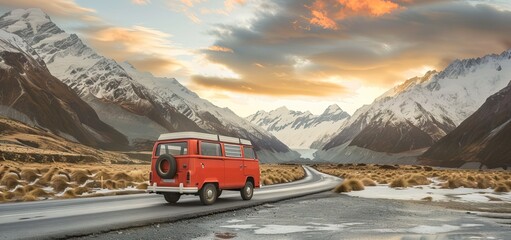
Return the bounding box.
[1,0,511,116]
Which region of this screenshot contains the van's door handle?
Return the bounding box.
[240,165,243,168]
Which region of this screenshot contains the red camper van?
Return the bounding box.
[147,132,261,205]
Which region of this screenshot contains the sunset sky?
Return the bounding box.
[1,0,511,116]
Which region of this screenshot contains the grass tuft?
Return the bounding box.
[333,178,365,193]
[390,178,408,188]
[361,178,376,186]
[494,184,510,193]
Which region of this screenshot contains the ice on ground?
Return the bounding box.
[226,219,245,223]
[408,224,460,234]
[344,179,511,203]
[221,222,360,235]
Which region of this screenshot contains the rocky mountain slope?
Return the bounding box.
[318,50,511,162]
[0,8,298,162]
[246,105,350,149]
[420,81,511,169]
[0,29,128,150]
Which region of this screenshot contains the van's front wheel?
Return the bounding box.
[199,183,217,205]
[163,193,180,204]
[240,181,254,200]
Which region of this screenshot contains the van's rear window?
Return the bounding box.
[156,142,188,156]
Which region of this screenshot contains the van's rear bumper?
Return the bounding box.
[147,183,198,194]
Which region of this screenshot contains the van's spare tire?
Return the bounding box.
[155,154,177,179]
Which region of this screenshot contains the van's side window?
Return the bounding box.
[156,142,188,156]
[225,144,242,158]
[201,142,222,156]
[243,147,256,159]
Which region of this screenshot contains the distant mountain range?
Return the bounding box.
[316,49,511,167]
[0,8,299,162]
[247,105,350,150]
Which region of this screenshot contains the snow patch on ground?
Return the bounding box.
[344,179,511,203]
[221,222,362,235]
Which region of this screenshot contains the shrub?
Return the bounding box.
[28,188,50,198]
[112,172,133,181]
[407,175,430,186]
[51,179,69,193]
[73,186,91,195]
[62,189,76,199]
[333,179,365,193]
[71,170,89,185]
[136,183,148,190]
[22,194,37,202]
[390,178,408,188]
[494,184,510,193]
[1,174,20,190]
[20,169,39,182]
[263,178,273,185]
[361,178,376,186]
[421,196,433,201]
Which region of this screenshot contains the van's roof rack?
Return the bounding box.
[158,131,252,146]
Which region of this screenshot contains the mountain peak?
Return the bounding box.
[274,106,289,113]
[324,104,341,113]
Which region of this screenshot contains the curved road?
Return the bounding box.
[0,166,340,240]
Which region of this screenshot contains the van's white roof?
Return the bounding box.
[158,132,252,145]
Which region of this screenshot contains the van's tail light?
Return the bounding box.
[149,172,153,183]
[186,171,191,184]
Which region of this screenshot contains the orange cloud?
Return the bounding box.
[192,75,347,97]
[85,25,184,76]
[308,0,403,29]
[0,0,98,22]
[207,45,234,52]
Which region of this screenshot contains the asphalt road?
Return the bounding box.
[0,166,340,240]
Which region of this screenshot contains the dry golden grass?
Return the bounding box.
[260,164,305,185]
[0,161,304,203]
[0,161,150,203]
[315,164,511,193]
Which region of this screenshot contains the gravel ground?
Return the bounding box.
[77,192,511,240]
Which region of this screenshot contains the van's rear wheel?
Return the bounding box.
[199,183,217,205]
[240,181,253,200]
[163,193,180,204]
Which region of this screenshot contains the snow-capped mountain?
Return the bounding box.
[119,62,300,162]
[0,8,299,162]
[0,29,128,149]
[0,8,203,141]
[420,80,511,169]
[317,49,511,162]
[247,105,350,149]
